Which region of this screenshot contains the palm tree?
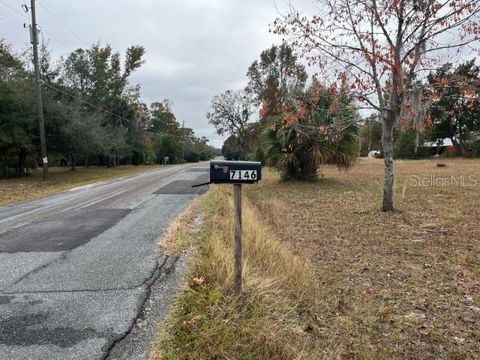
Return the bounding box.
[262,82,359,180]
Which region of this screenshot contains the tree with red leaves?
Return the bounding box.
[273,0,480,211]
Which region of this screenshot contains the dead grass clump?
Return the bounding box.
[158,198,202,256]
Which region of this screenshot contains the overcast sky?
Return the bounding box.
[4,1,475,148]
[1,0,297,147]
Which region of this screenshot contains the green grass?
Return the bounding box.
[0,165,166,206]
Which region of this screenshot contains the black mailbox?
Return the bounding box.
[210,160,262,184]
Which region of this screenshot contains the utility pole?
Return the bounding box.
[29,0,49,180]
[181,119,185,162]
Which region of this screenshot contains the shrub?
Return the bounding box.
[185,151,200,163]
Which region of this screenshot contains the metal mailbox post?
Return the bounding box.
[209,160,262,294]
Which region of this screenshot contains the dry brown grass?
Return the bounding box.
[158,198,203,257]
[246,158,480,359]
[0,165,164,206]
[151,158,480,359]
[150,185,318,359]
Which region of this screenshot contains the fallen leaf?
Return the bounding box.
[193,276,205,285]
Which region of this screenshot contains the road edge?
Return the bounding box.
[105,254,190,360]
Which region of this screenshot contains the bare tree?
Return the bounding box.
[273,0,480,211]
[207,89,254,159]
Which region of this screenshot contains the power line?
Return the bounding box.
[39,28,72,54]
[0,0,73,53]
[1,2,133,125]
[42,81,135,124]
[0,55,137,127]
[36,0,90,48]
[0,0,28,20]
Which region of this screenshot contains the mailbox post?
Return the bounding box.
[208,160,262,294]
[233,183,242,294]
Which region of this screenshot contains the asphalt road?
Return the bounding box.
[0,163,209,359]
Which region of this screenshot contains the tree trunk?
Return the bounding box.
[457,134,467,156]
[17,148,27,177]
[382,118,395,211]
[303,154,318,180]
[414,127,419,154]
[368,117,372,152]
[383,42,402,212]
[3,150,8,178]
[71,156,76,171]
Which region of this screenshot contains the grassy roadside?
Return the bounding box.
[0,165,165,206]
[150,185,319,359]
[245,158,480,359]
[150,158,480,359]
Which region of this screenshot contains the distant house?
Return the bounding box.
[423,138,454,155]
[368,150,382,158]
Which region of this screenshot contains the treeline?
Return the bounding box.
[0,40,218,177]
[360,60,480,159]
